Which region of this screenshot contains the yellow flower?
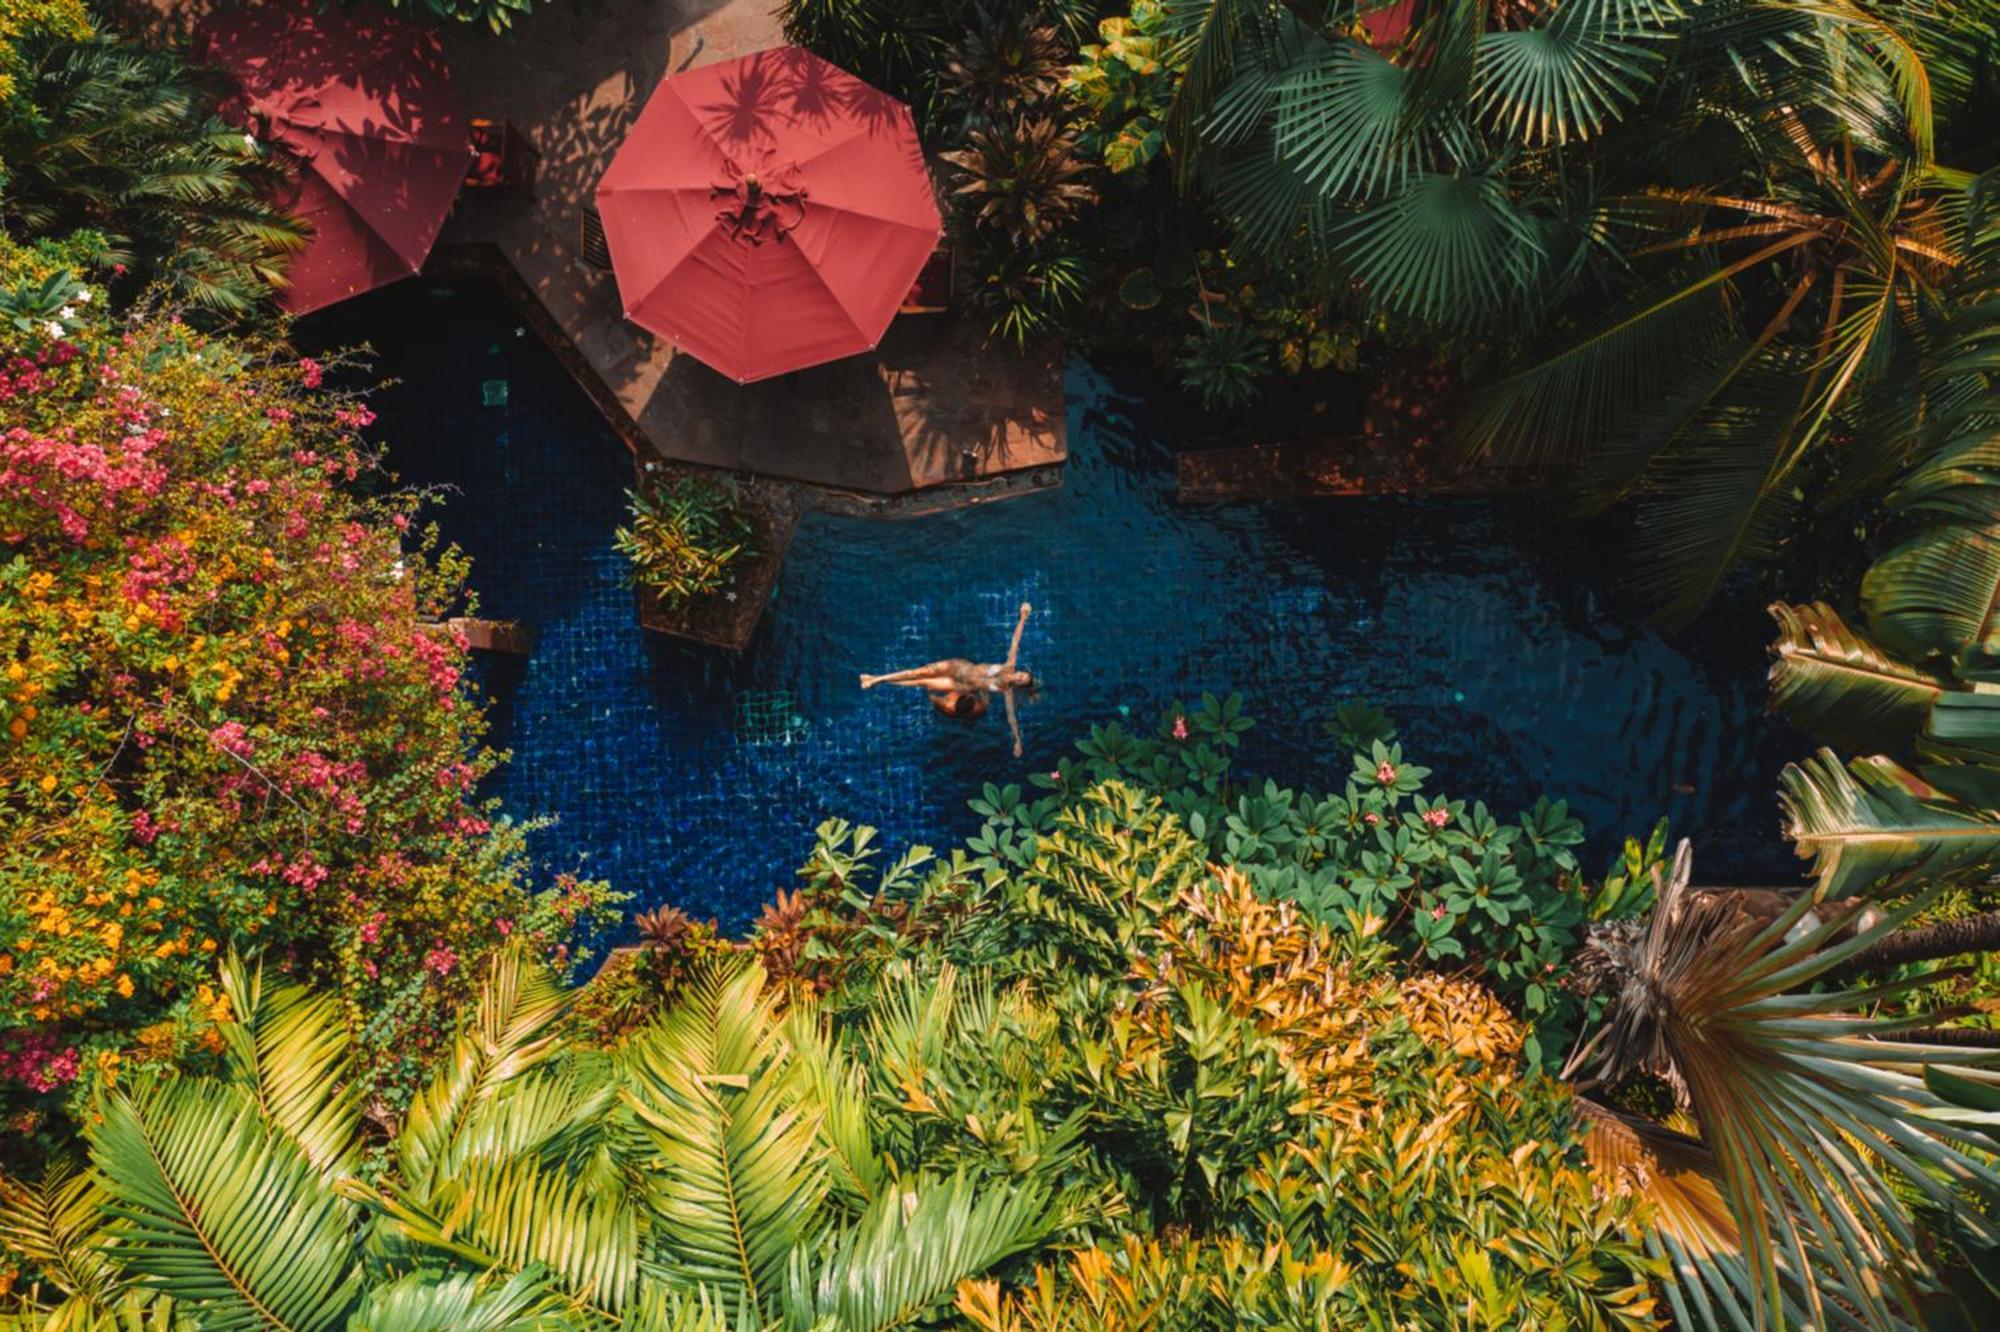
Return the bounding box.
[4,662,22,681]
[38,774,56,793]
[114,974,134,998]
[8,718,25,739]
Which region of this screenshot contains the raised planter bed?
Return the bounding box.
[629,460,800,652]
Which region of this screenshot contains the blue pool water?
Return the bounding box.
[310,280,1800,928]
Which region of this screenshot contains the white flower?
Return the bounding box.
[56,306,75,321]
[725,591,738,603]
[72,288,90,304]
[390,559,408,582]
[243,134,259,153]
[42,321,64,339]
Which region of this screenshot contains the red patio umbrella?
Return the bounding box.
[596,46,943,383]
[198,5,469,314]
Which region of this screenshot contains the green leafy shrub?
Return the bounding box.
[613,472,754,609]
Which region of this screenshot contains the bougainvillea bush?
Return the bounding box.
[0,236,618,1147]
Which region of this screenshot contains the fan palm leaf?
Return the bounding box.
[622,963,829,1313]
[1328,164,1548,330]
[1568,842,2000,1331]
[1471,0,1677,148]
[88,1080,362,1332]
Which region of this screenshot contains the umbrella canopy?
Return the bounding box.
[596,46,942,383]
[198,4,469,314]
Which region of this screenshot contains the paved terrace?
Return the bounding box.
[134,0,1066,499]
[430,0,1066,497]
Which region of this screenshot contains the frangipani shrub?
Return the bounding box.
[0,236,617,1144]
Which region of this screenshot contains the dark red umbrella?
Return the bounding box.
[198,5,469,314]
[596,46,942,383]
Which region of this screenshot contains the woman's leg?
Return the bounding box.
[861,661,966,690]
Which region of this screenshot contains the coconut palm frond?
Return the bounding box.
[1569,841,2000,1331]
[88,1080,362,1332]
[217,953,362,1179]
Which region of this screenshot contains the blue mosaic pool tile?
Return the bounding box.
[305,279,1799,932]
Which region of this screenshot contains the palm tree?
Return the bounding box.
[0,35,305,317]
[0,951,1058,1331]
[1567,841,2000,1332]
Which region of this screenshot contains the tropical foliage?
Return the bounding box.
[0,22,304,317]
[0,235,618,1149]
[614,472,755,610]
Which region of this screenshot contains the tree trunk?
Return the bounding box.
[1830,909,2000,980]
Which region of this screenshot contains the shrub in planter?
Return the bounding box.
[613,472,754,610]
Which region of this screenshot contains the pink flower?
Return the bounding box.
[1375,760,1398,785]
[1171,715,1189,741]
[1047,770,1061,782]
[298,357,324,388]
[1362,812,1381,827]
[425,945,457,977]
[1421,807,1450,829]
[1431,905,1447,920]
[496,918,512,938]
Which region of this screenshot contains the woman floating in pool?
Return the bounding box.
[861,602,1036,756]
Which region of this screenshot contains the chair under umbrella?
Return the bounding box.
[198,4,470,314]
[596,46,943,384]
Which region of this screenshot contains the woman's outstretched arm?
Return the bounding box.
[1004,688,1023,757]
[1003,602,1032,670]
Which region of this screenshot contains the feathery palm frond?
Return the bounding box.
[623,963,829,1314]
[794,1173,1058,1332]
[89,1080,362,1332]
[398,945,571,1196]
[217,953,362,1179]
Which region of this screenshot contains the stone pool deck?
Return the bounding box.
[426,0,1066,498]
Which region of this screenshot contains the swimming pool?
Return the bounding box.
[310,280,1800,929]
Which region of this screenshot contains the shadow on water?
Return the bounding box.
[304,278,1802,930]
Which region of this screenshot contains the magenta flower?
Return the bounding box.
[1431,905,1447,920]
[1171,715,1189,741]
[1375,760,1398,785]
[1422,807,1450,829]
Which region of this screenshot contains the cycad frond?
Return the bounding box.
[346,1269,557,1332]
[0,1158,122,1311]
[89,1081,361,1332]
[376,1158,640,1320]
